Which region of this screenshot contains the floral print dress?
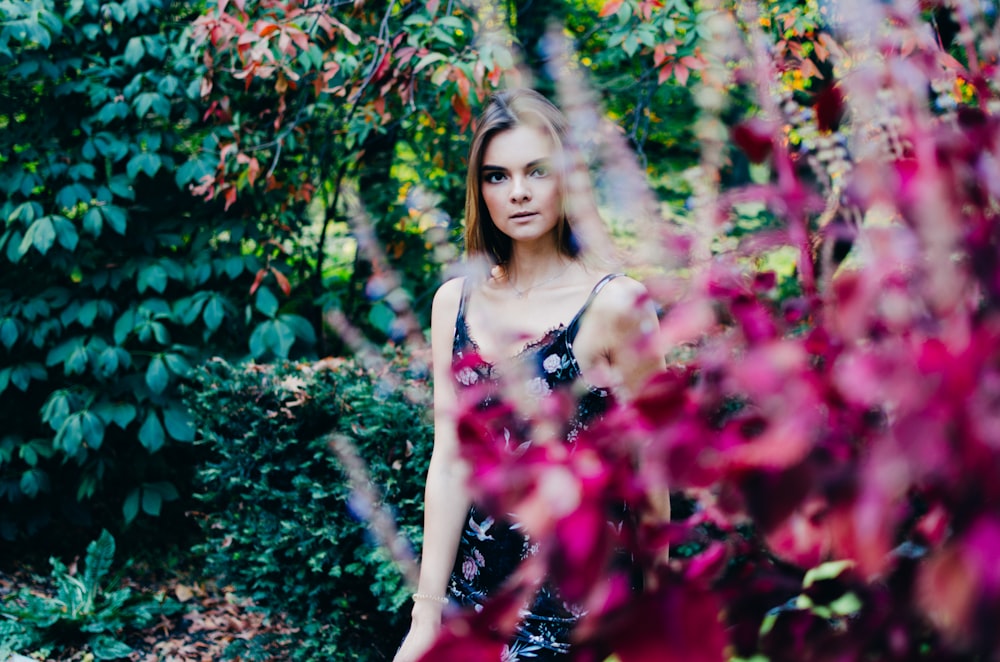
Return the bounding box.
[448,273,621,661]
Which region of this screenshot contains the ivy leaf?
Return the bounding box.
[103,205,128,234]
[163,407,195,442]
[0,318,20,349]
[248,320,271,358]
[94,401,136,429]
[124,36,145,65]
[138,263,168,293]
[126,152,162,179]
[22,216,57,255]
[141,486,162,516]
[163,353,192,377]
[80,410,105,450]
[55,414,83,455]
[20,468,49,498]
[138,410,165,453]
[145,355,169,394]
[203,295,225,331]
[123,488,140,523]
[255,285,279,318]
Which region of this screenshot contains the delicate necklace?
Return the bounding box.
[508,263,571,299]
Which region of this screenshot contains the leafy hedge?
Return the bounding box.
[186,352,432,661]
[0,0,319,541]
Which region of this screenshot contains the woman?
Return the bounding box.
[394,89,665,662]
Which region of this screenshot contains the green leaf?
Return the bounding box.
[163,407,195,442]
[113,309,135,344]
[279,314,316,345]
[148,480,179,501]
[84,529,116,596]
[138,263,168,293]
[47,336,85,367]
[141,487,162,516]
[126,152,162,179]
[108,175,135,201]
[80,411,105,450]
[145,355,169,394]
[248,321,270,358]
[368,302,395,335]
[94,132,130,161]
[55,415,84,455]
[103,205,127,234]
[138,410,164,453]
[94,401,136,429]
[203,295,225,331]
[83,207,104,236]
[22,216,57,254]
[163,353,192,377]
[90,634,134,661]
[42,390,73,430]
[52,215,79,251]
[124,36,145,65]
[123,489,140,523]
[273,320,295,357]
[0,318,19,349]
[56,183,92,209]
[20,468,48,498]
[255,285,279,317]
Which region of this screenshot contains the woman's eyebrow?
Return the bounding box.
[480,158,550,172]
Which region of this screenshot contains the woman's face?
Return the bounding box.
[480,125,563,249]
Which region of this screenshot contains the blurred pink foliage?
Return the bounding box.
[419,1,1000,660]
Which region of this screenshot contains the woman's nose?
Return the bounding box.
[510,175,531,202]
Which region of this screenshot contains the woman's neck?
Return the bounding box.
[503,250,575,297]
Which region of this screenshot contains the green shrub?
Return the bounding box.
[0,529,180,660]
[187,352,433,661]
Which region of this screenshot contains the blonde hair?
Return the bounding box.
[463,89,578,265]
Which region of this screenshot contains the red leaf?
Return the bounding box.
[599,0,625,18]
[657,64,672,85]
[731,118,775,164]
[271,267,291,296]
[674,63,689,86]
[814,84,844,132]
[452,93,472,132]
[249,268,267,296]
[255,21,279,38]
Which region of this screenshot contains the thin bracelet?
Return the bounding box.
[412,593,449,604]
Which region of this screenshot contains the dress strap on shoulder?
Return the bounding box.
[456,276,471,323]
[566,273,624,342]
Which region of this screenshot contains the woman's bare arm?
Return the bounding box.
[393,278,472,662]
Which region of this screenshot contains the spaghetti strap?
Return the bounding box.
[456,277,470,324]
[566,273,623,342]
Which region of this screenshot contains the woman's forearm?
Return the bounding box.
[414,449,470,602]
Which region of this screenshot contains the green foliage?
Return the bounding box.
[0,0,320,540]
[187,352,433,661]
[0,529,180,660]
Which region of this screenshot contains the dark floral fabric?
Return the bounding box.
[448,274,621,661]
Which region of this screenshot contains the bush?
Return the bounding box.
[187,351,433,661]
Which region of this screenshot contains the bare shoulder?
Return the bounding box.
[591,275,653,320]
[432,276,464,320]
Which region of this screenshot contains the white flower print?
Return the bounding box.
[456,366,479,385]
[542,353,562,374]
[525,376,551,398]
[462,556,479,580]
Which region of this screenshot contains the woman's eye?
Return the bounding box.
[531,166,549,178]
[483,172,506,184]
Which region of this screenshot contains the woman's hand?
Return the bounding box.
[393,615,441,662]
